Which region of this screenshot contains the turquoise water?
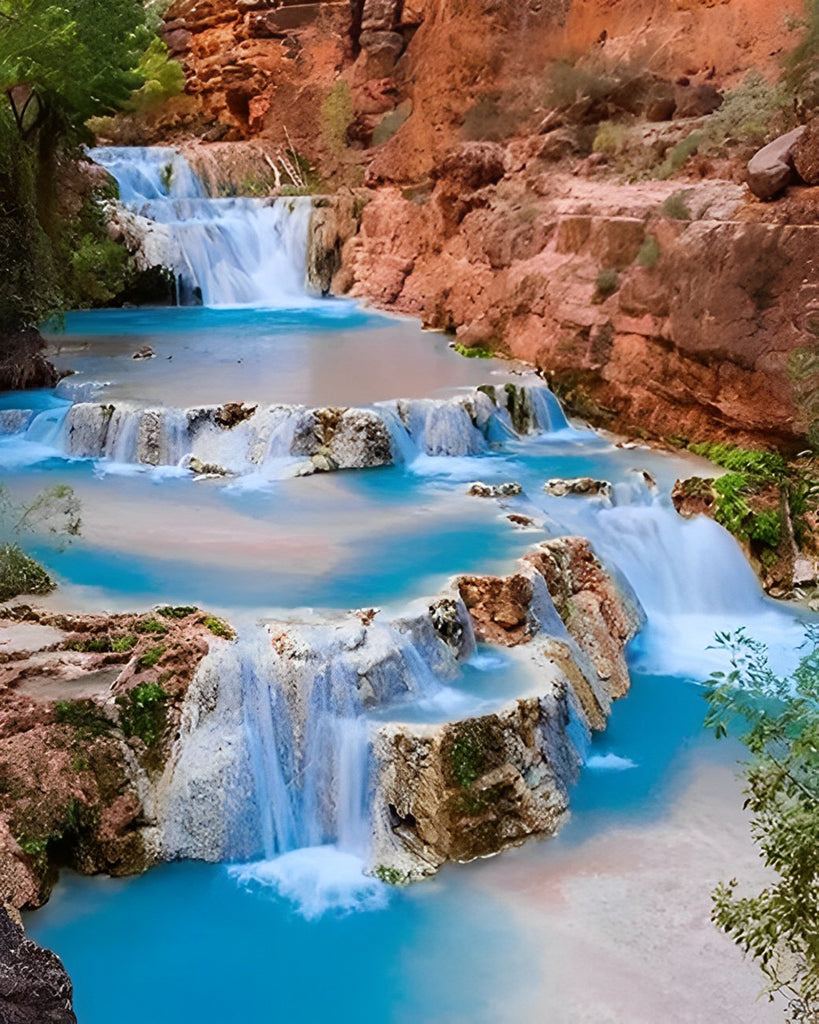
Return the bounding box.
[29,859,530,1024]
[6,301,810,1021]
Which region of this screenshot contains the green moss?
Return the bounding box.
[116,682,168,746]
[156,605,198,619]
[202,616,235,640]
[373,865,408,886]
[0,543,55,602]
[65,633,136,654]
[453,342,493,359]
[54,699,113,737]
[134,617,169,635]
[448,722,492,789]
[637,235,660,269]
[137,645,166,669]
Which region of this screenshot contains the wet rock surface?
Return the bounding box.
[0,903,76,1024]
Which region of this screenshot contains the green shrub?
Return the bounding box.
[116,682,168,746]
[660,192,691,220]
[592,121,627,157]
[373,865,408,885]
[453,342,493,359]
[701,71,793,153]
[748,509,783,547]
[656,131,703,179]
[137,645,166,669]
[125,37,185,112]
[637,235,660,268]
[0,543,54,602]
[688,442,787,481]
[594,267,620,299]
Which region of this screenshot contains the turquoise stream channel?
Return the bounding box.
[3,147,810,1021]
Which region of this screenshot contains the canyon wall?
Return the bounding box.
[114,0,818,447]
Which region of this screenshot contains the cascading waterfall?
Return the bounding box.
[1,383,560,477]
[162,612,474,916]
[88,145,313,308]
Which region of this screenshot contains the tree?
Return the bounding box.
[705,627,819,1022]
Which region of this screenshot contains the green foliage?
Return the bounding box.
[134,617,169,635]
[0,0,170,331]
[545,58,619,108]
[203,615,235,640]
[453,342,493,359]
[704,628,819,1019]
[784,0,819,111]
[592,121,627,157]
[322,81,353,155]
[54,699,112,737]
[0,542,54,601]
[637,235,660,269]
[655,131,704,179]
[749,509,783,548]
[701,71,793,153]
[689,442,788,481]
[156,605,198,619]
[137,645,166,669]
[125,37,184,112]
[66,633,136,653]
[594,267,620,299]
[373,865,408,886]
[660,192,691,220]
[116,681,168,746]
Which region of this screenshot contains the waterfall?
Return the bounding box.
[25,384,560,477]
[88,145,313,308]
[161,610,472,916]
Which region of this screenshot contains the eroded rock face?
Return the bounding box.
[0,904,76,1024]
[0,607,224,908]
[0,331,59,393]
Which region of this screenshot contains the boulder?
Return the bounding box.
[0,904,76,1024]
[793,118,819,185]
[467,481,522,498]
[747,126,806,200]
[673,82,722,119]
[543,477,612,498]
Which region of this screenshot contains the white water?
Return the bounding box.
[88,146,313,307]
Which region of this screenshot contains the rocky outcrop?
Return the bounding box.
[747,127,806,200]
[0,904,76,1024]
[328,172,819,448]
[543,477,612,498]
[0,331,59,394]
[371,537,642,879]
[0,606,226,909]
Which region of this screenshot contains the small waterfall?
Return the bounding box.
[88,145,312,308]
[162,610,471,915]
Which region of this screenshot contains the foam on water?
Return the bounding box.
[228,846,389,920]
[586,753,637,771]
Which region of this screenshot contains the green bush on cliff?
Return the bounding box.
[701,71,793,153]
[116,682,168,746]
[594,267,620,300]
[125,36,184,112]
[637,235,660,269]
[689,442,788,481]
[202,615,235,640]
[0,543,55,601]
[704,628,819,1019]
[453,342,493,359]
